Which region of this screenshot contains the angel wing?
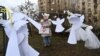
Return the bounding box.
[74,14,81,17]
[51,20,57,25]
[60,18,65,24]
[0,19,12,30]
[27,17,41,31]
[80,15,85,23]
[54,18,65,25]
[65,28,71,32]
[81,24,89,28]
[13,20,28,31]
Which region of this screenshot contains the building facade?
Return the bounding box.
[38,0,68,14]
[38,0,100,24]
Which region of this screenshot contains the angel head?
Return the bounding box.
[67,11,84,24]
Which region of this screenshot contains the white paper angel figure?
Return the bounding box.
[66,11,100,49]
[0,11,39,56]
[26,16,41,31]
[13,12,39,56]
[0,20,20,56]
[51,17,65,33]
[66,13,85,44]
[85,26,100,49]
[12,12,40,56]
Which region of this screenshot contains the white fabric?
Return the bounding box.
[66,25,88,42]
[27,17,41,31]
[5,28,20,56]
[85,26,100,49]
[13,12,41,31]
[13,12,39,56]
[0,20,20,56]
[4,20,20,56]
[16,25,39,56]
[0,12,39,56]
[67,13,100,49]
[67,25,77,44]
[65,28,71,32]
[76,28,87,41]
[12,12,27,22]
[67,14,84,44]
[67,14,87,44]
[52,18,65,32]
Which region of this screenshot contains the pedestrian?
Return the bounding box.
[39,13,52,47]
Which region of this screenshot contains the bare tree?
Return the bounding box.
[18,1,38,18]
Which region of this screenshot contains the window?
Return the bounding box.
[94,0,97,3]
[82,2,85,5]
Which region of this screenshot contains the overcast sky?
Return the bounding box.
[0,0,38,7]
[27,0,38,3]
